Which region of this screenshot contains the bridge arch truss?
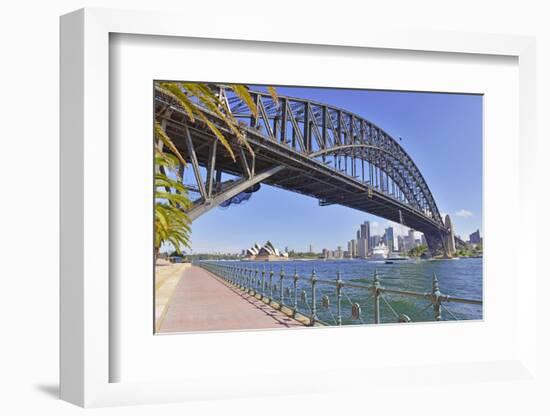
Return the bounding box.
[155,84,454,255]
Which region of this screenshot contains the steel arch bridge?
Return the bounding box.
[155,85,458,256]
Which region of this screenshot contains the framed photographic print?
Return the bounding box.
[153,81,483,335]
[60,7,538,408]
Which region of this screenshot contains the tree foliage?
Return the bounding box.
[154,82,276,257]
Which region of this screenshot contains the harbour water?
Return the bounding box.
[218,258,483,325]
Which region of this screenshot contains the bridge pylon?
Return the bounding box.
[443,214,456,258]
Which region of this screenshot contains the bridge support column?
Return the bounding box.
[443,214,456,258]
[424,232,450,258]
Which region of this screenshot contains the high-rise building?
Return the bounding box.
[469,230,481,245]
[357,238,368,258]
[397,235,404,252]
[408,229,416,248]
[351,239,356,257]
[385,226,395,253]
[360,221,370,243]
[309,244,313,253]
[348,240,357,258]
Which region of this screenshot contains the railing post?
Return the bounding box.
[255,268,259,295]
[432,272,442,321]
[311,268,317,326]
[293,268,299,312]
[269,266,274,299]
[336,269,343,326]
[279,265,285,304]
[261,266,265,297]
[373,270,381,324]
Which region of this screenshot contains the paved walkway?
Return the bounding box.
[159,265,304,333]
[154,262,190,332]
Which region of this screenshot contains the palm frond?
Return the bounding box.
[158,82,196,123]
[154,122,187,167]
[267,86,279,106]
[230,84,258,118]
[194,113,236,161]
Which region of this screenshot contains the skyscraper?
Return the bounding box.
[360,221,370,240]
[360,221,370,255]
[348,239,357,258]
[408,229,416,248]
[357,238,368,258]
[397,235,404,252]
[469,230,481,245]
[385,226,395,253]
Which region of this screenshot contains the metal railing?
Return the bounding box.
[198,261,482,326]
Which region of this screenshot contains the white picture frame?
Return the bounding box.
[60,8,538,408]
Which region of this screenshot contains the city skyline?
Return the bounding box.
[183,86,482,254]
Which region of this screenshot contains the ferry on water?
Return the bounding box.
[385,254,410,264]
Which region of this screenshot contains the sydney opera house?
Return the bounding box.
[245,241,289,261]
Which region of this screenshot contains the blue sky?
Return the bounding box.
[187,86,482,254]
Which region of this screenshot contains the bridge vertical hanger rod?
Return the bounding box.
[303,101,310,152]
[252,92,260,128]
[350,115,355,178]
[337,110,342,145]
[280,98,287,144]
[322,106,327,163]
[205,140,217,198]
[273,115,278,139]
[184,125,208,200]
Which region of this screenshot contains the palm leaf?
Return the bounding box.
[158,82,196,123]
[194,113,235,161]
[230,84,258,118]
[154,122,187,167]
[267,86,279,106]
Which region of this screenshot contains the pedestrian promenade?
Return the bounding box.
[158,265,304,333]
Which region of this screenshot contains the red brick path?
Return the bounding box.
[159,265,304,333]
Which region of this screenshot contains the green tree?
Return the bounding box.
[408,244,428,258]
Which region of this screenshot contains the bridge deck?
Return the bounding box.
[158,265,304,333]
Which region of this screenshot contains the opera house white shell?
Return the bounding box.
[245,241,288,260]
